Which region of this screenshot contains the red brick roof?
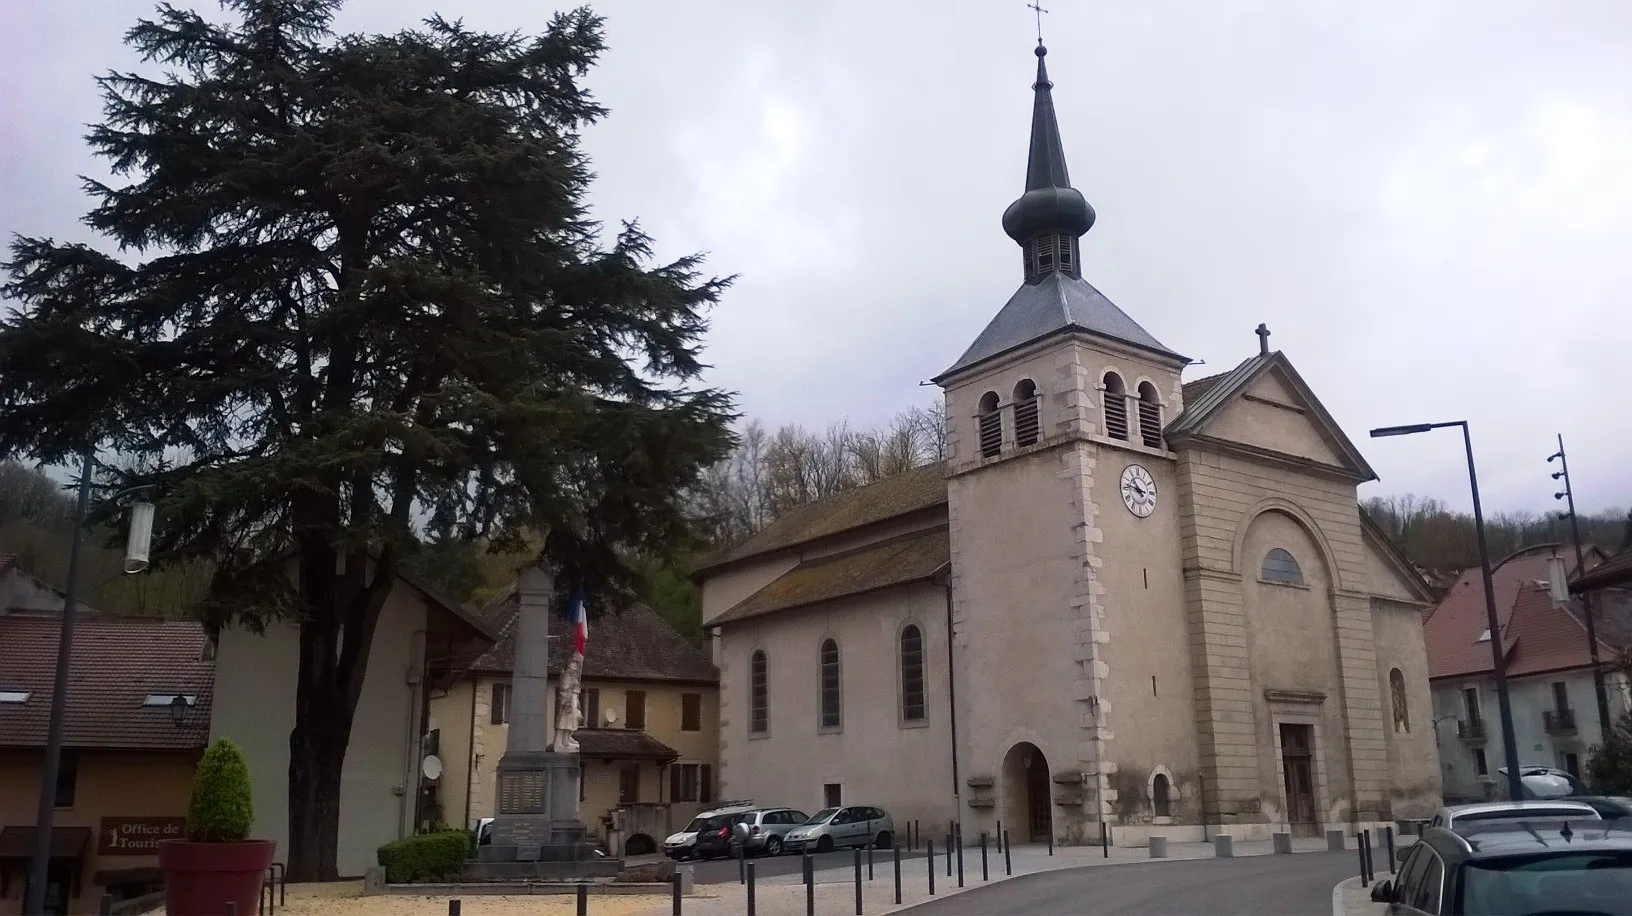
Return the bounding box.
[0,614,213,751]
[1423,546,1622,680]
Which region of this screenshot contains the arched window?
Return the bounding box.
[1102,372,1129,440]
[977,391,1002,458]
[1013,380,1040,447]
[1152,773,1171,818]
[1137,381,1163,449]
[900,625,926,723]
[1261,548,1304,586]
[1389,668,1410,733]
[749,650,769,735]
[819,638,842,731]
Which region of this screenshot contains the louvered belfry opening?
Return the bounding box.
[978,391,1003,457]
[1102,372,1129,440]
[1137,381,1163,449]
[1013,379,1040,447]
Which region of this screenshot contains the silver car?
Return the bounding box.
[728,807,810,857]
[784,805,895,854]
[1427,799,1601,831]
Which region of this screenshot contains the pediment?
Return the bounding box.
[1168,353,1376,482]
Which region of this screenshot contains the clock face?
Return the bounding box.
[1121,464,1157,518]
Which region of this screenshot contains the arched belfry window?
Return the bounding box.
[899,625,926,723]
[1101,372,1129,441]
[749,650,769,735]
[819,638,842,731]
[977,391,1002,458]
[1137,382,1163,449]
[1152,773,1172,818]
[1013,380,1040,447]
[1389,668,1410,733]
[1261,548,1305,586]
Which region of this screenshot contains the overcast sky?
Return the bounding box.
[4,0,1630,516]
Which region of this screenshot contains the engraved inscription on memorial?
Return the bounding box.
[499,772,547,814]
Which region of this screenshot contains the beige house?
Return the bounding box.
[431,587,719,856]
[694,43,1442,848]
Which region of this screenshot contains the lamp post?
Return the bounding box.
[1369,421,1523,803]
[24,452,155,916]
[1549,435,1612,744]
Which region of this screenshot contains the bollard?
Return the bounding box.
[1149,836,1168,859]
[738,838,746,885]
[893,843,902,905]
[1272,832,1292,855]
[927,838,936,896]
[945,833,952,877]
[747,861,757,916]
[448,901,461,916]
[1101,821,1109,859]
[804,853,814,916]
[854,847,863,916]
[673,869,684,916]
[1213,834,1234,858]
[1327,828,1345,851]
[956,829,965,888]
[996,820,1004,855]
[576,883,588,916]
[1048,827,1054,856]
[1385,825,1396,875]
[867,841,874,881]
[980,832,988,881]
[1004,829,1012,874]
[1357,832,1370,887]
[1364,830,1375,885]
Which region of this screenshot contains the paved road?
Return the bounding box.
[895,850,1356,915]
[686,847,929,884]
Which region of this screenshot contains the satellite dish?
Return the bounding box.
[603,708,619,727]
[421,755,443,781]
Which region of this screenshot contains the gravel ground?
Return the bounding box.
[148,882,670,916]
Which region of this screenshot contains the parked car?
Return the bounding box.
[1425,799,1601,832]
[783,806,894,854]
[723,807,809,857]
[1370,821,1632,914]
[1492,765,1586,800]
[663,801,757,860]
[1570,796,1632,821]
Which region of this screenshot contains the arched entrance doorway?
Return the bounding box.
[1001,742,1052,844]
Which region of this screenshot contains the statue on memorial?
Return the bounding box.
[553,650,584,752]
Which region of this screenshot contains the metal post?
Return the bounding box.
[927,839,935,896]
[940,577,962,825]
[1003,830,1012,875]
[804,854,814,916]
[980,832,988,881]
[672,870,683,916]
[996,820,1003,854]
[867,841,873,881]
[893,844,902,905]
[1385,825,1396,875]
[1048,826,1054,856]
[576,883,588,916]
[956,829,964,888]
[1357,834,1368,888]
[1462,423,1523,802]
[853,847,863,916]
[738,838,746,885]
[1554,434,1614,744]
[945,833,951,877]
[1101,821,1109,858]
[24,448,94,916]
[747,861,757,916]
[449,900,461,916]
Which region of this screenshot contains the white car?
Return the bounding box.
[664,800,757,860]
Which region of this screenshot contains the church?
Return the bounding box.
[694,42,1442,847]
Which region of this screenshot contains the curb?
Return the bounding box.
[1331,876,1360,916]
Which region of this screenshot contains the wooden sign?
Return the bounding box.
[98,817,186,856]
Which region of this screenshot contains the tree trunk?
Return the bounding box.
[286,684,354,882]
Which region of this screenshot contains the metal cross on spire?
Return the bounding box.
[1027,1,1049,44]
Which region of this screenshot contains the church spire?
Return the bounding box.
[1001,43,1096,283]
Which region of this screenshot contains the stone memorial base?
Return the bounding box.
[467,751,620,880]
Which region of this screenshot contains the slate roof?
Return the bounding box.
[711,527,950,627]
[471,594,717,685]
[0,614,213,751]
[694,462,949,574]
[576,729,680,762]
[1575,547,1632,592]
[936,273,1185,382]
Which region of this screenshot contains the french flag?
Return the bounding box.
[566,587,588,656]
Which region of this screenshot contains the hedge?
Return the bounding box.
[377,831,471,883]
[187,738,255,842]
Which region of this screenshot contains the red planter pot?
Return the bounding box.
[158,838,277,916]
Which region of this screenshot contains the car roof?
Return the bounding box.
[1419,821,1632,863]
[1442,800,1600,816]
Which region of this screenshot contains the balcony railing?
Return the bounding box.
[1458,718,1486,742]
[1544,708,1577,735]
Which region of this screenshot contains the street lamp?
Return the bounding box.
[1369,420,1523,802]
[168,695,192,729]
[1548,435,1613,745]
[25,452,155,916]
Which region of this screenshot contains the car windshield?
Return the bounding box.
[803,808,839,825]
[1459,851,1632,916]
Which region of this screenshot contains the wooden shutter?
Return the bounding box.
[669,765,682,802]
[584,688,600,728]
[619,766,640,804]
[625,690,646,730]
[681,693,702,731]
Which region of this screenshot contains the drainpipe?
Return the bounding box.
[400,630,426,839]
[935,568,961,833]
[464,675,478,830]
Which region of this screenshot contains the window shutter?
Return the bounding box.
[670,765,682,802]
[626,690,646,730]
[700,764,714,804]
[682,693,702,731]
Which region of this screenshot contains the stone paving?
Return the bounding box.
[1333,875,1388,916]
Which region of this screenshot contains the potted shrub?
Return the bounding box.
[158,738,277,916]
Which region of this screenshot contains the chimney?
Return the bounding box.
[1547,554,1570,603]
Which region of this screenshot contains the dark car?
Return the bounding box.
[1571,796,1632,821]
[1370,820,1632,914]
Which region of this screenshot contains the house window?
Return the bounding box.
[1561,751,1581,780]
[1013,380,1040,447]
[1152,773,1171,818]
[671,764,702,802]
[824,783,842,808]
[977,391,1002,458]
[681,693,702,732]
[1389,668,1410,733]
[900,625,926,723]
[1260,548,1304,586]
[1137,381,1163,449]
[491,683,511,725]
[819,638,842,731]
[584,688,600,728]
[54,749,78,808]
[1462,686,1482,724]
[625,690,647,731]
[749,650,769,735]
[1472,747,1488,777]
[1101,372,1129,440]
[619,766,640,804]
[1551,681,1569,713]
